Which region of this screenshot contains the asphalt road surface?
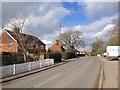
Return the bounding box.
[3,56,101,88]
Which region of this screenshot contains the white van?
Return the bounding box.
[107,46,120,60]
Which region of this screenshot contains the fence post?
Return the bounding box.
[29,62,31,71]
[13,64,16,75]
[48,60,50,66]
[46,59,49,66]
[40,61,41,68]
[52,59,54,65]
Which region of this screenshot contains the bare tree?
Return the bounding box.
[5,16,30,62]
[59,31,85,49]
[12,16,29,62]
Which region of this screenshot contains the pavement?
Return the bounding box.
[100,57,118,88]
[2,57,100,88]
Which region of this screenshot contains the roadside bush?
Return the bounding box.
[44,52,54,59]
[1,52,35,66]
[1,52,18,66]
[53,53,61,62]
[62,51,76,59]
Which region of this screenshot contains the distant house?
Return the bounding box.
[51,40,61,53]
[0,28,46,54]
[50,40,65,53]
[81,50,92,56]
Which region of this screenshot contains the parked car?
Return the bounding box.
[97,54,101,56]
[102,52,107,57]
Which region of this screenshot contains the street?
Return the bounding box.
[3,57,101,88]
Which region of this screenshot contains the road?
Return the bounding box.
[2,56,101,88]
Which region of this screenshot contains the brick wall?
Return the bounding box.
[52,43,61,53]
[0,31,18,52]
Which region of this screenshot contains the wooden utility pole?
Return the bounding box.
[59,23,61,52]
[96,36,98,42]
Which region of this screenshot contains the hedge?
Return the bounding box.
[53,53,61,62]
[44,52,54,59]
[62,51,76,59]
[44,51,76,61]
[1,52,34,66]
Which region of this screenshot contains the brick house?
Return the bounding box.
[81,51,92,56]
[51,40,61,53]
[0,28,46,54]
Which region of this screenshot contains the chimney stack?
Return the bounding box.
[12,26,20,34]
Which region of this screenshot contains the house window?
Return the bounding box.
[41,45,44,49]
[9,43,13,48]
[36,44,38,49]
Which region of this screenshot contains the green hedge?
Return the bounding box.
[1,52,34,66]
[45,51,76,61]
[44,52,54,59]
[53,53,61,62]
[62,51,76,59]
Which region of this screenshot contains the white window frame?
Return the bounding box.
[9,42,13,48]
[36,44,38,49]
[41,45,44,49]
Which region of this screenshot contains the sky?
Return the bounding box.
[0,1,119,50]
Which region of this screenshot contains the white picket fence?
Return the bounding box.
[0,59,54,78]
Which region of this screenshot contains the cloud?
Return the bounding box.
[79,1,118,19]
[2,2,118,51]
[2,2,70,38]
[95,24,115,37]
[42,40,52,50]
[27,3,70,33]
[2,2,71,51]
[58,15,117,50]
[42,40,52,45]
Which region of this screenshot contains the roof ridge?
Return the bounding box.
[5,30,45,45]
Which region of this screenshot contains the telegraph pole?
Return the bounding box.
[59,23,61,52]
[96,36,98,42]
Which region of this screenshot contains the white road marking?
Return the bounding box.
[34,61,83,88]
[34,74,61,88]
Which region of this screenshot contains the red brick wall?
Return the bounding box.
[52,43,61,53]
[0,31,18,52]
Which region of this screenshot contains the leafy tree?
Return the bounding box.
[67,45,77,53]
[92,39,106,55]
[108,36,118,46]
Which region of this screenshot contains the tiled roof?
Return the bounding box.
[5,30,45,46]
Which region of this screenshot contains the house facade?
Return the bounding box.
[0,28,46,54]
[0,30,18,52]
[51,40,61,53]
